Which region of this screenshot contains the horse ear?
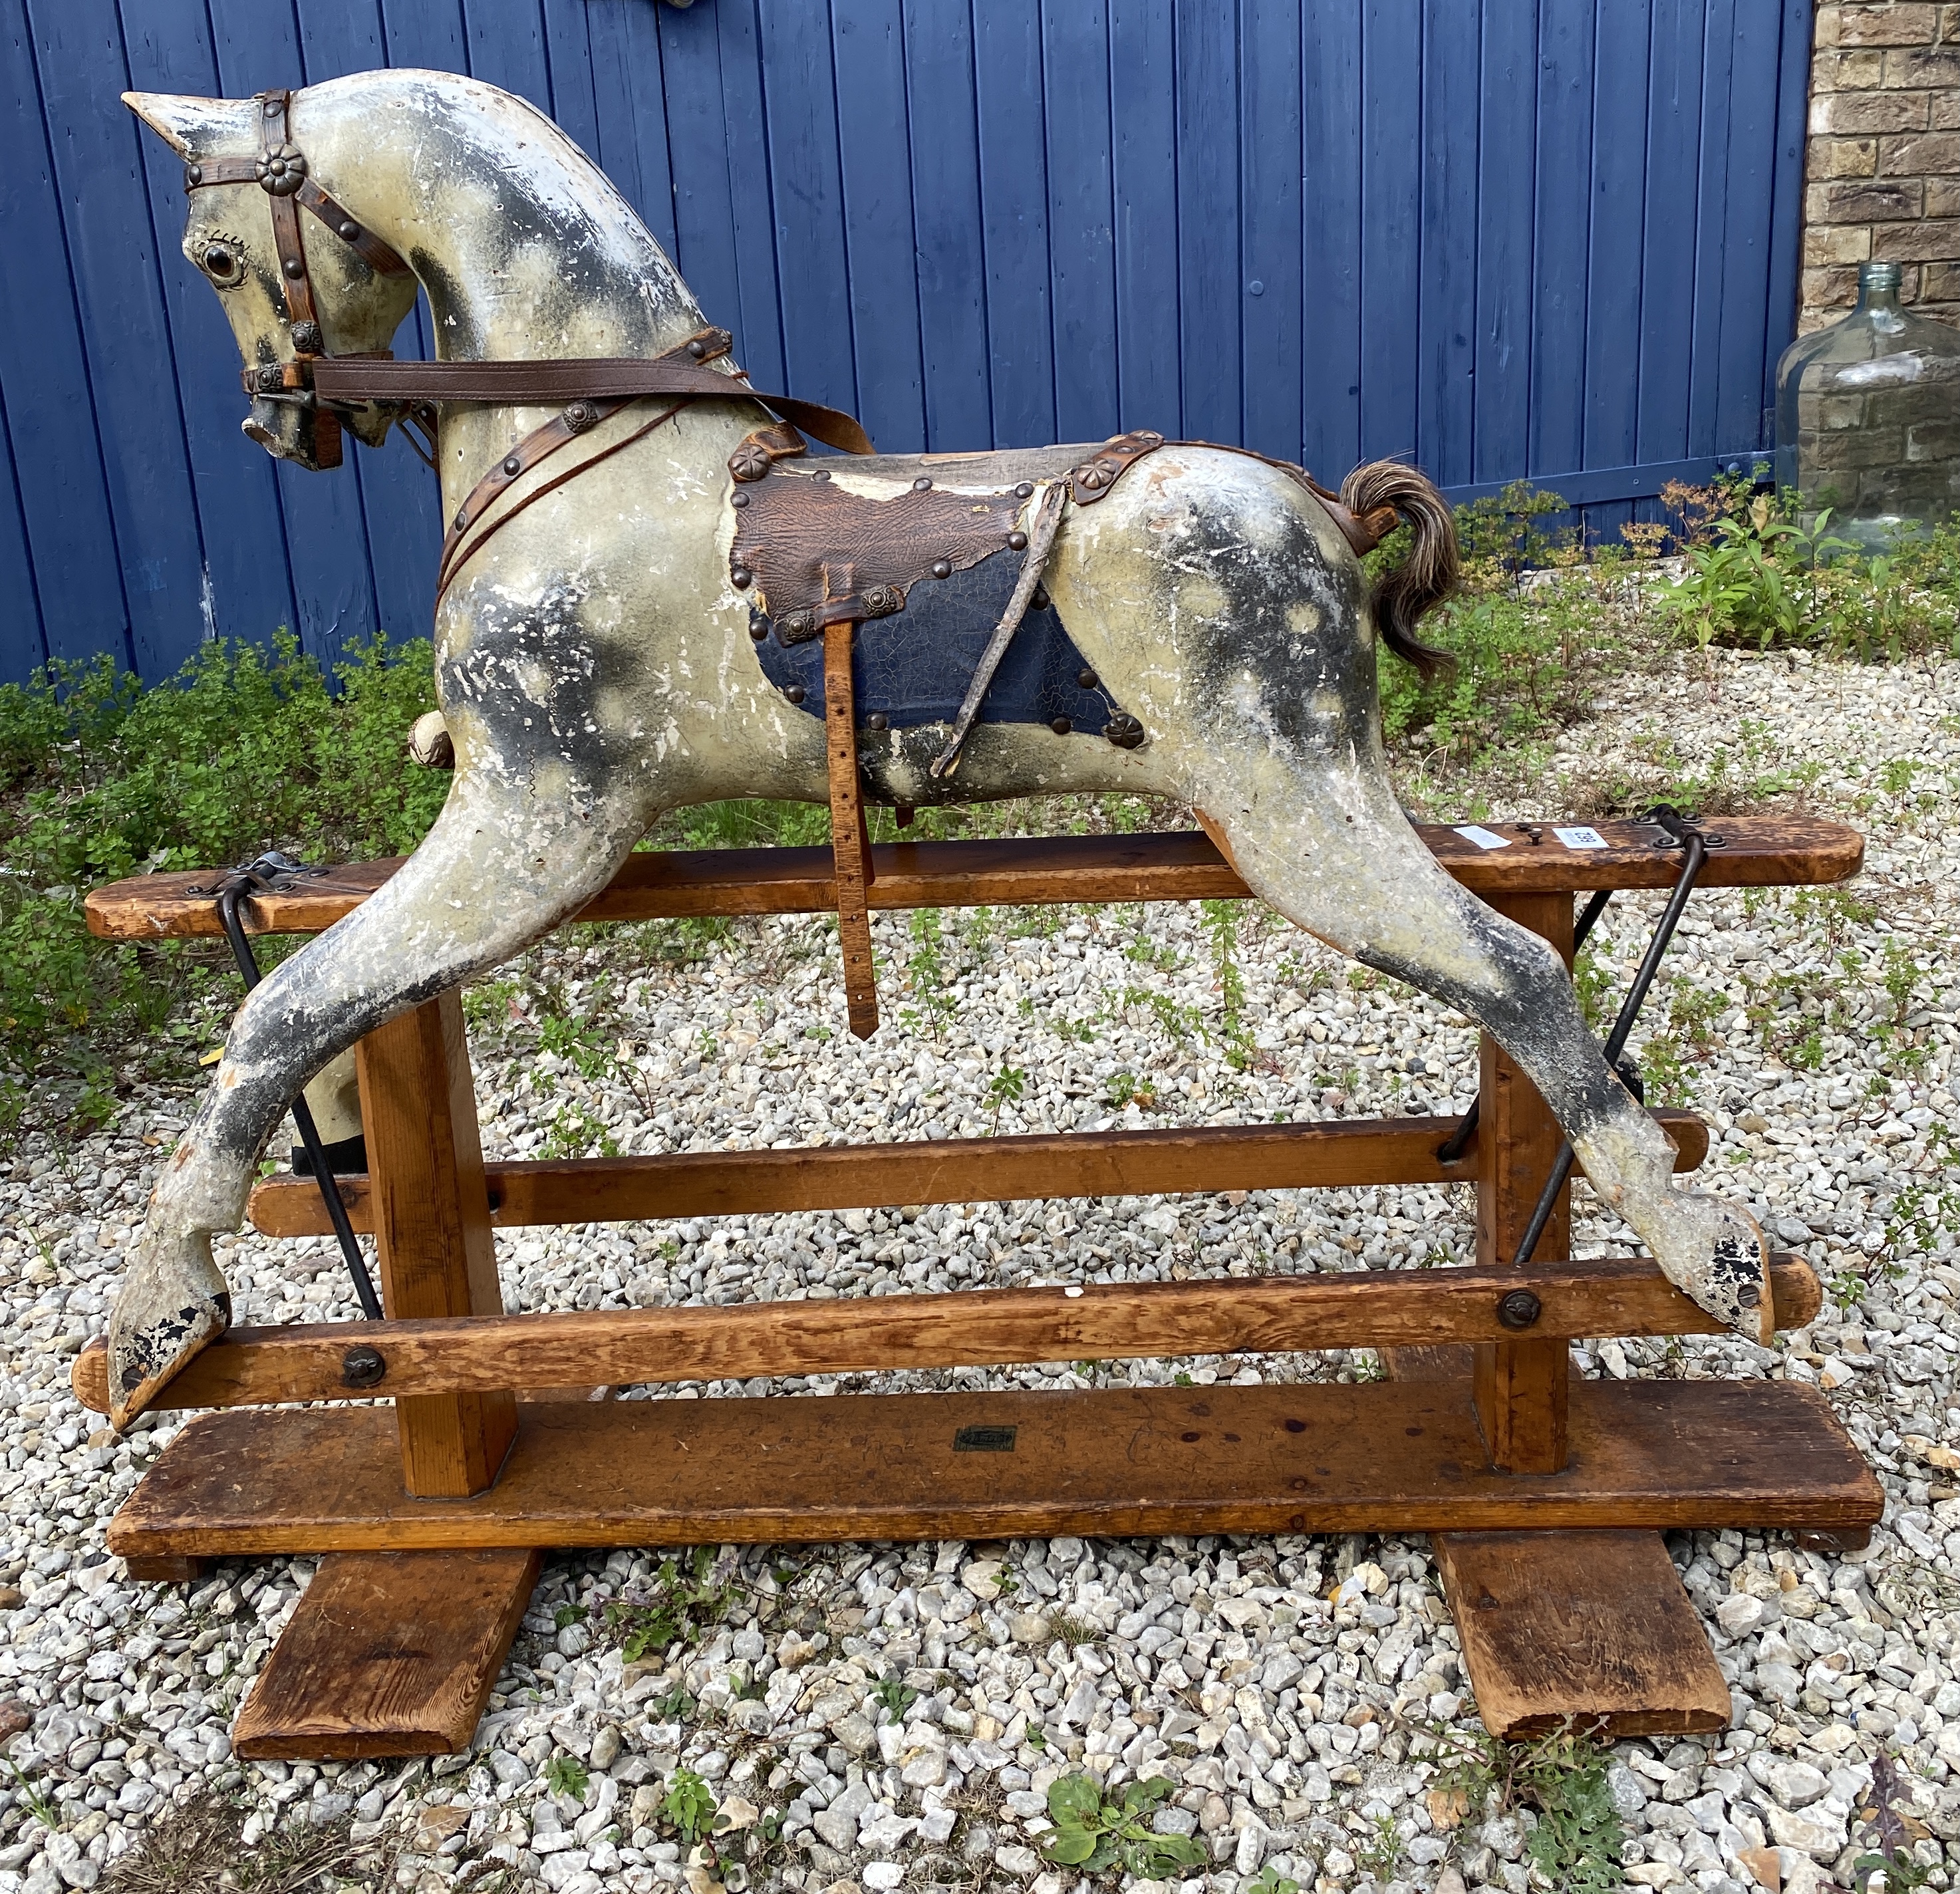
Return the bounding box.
[122,91,257,160]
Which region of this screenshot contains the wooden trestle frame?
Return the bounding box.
[76,815,1882,1757]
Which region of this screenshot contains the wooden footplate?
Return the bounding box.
[80,817,1876,1752]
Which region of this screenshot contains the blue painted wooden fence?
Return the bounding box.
[0,0,1812,684]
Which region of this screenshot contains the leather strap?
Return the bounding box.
[823,618,879,1039]
[436,399,690,606]
[929,479,1069,779]
[311,356,873,456]
[435,327,731,598]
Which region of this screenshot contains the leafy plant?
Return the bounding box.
[1854,1751,1935,1892]
[1037,1774,1206,1879]
[984,1061,1026,1134]
[544,1754,590,1801]
[870,1673,918,1719]
[662,1765,718,1845]
[1242,1869,1299,1894]
[1355,1810,1403,1879]
[604,1547,732,1663]
[1425,1722,1624,1894]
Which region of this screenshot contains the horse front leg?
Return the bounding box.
[106,761,655,1426]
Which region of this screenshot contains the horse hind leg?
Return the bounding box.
[1196,771,1774,1341]
[106,763,654,1426]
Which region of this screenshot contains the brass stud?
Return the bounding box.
[185,164,203,187]
[730,491,750,508]
[1030,585,1051,612]
[453,509,468,532]
[1008,531,1028,551]
[867,712,889,732]
[284,257,305,279]
[912,476,932,491]
[749,619,770,642]
[731,567,752,589]
[1050,716,1072,736]
[502,456,522,476]
[784,683,805,704]
[687,338,707,358]
[1077,668,1098,689]
[338,219,359,240]
[930,559,952,580]
[1014,481,1034,498]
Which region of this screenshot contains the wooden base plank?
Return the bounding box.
[106,1379,1880,1558]
[245,1110,1710,1238]
[1383,1347,1731,1739]
[230,1548,540,1760]
[70,1253,1820,1417]
[1433,1530,1731,1739]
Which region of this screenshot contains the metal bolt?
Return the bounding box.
[930,560,952,580]
[912,475,932,491]
[289,320,322,355]
[687,338,707,358]
[1014,481,1034,498]
[1030,585,1051,612]
[731,567,752,589]
[1008,531,1028,551]
[186,164,203,186]
[730,490,750,508]
[284,257,305,279]
[748,619,770,642]
[338,219,359,240]
[341,1344,387,1389]
[866,712,889,732]
[453,509,468,533]
[784,683,805,705]
[502,455,522,476]
[1496,1289,1542,1331]
[1050,716,1072,736]
[1077,668,1099,689]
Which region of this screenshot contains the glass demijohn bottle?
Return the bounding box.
[1774,260,1960,553]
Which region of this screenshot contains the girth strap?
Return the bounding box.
[823,617,880,1040]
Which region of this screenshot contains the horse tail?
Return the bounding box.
[1340,459,1459,684]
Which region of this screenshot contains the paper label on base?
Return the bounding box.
[1553,825,1608,850]
[1453,825,1512,851]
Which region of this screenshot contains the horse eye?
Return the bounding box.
[202,243,241,284]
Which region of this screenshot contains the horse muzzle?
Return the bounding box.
[243,392,344,471]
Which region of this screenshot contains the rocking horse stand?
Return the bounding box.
[76,814,1880,1756]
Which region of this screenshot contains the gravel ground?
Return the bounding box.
[0,646,1956,1894]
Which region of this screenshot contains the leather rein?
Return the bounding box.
[188,89,871,507]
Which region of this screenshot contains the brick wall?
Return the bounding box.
[1805,3,1960,333]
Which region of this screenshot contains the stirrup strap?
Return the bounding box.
[823,619,879,1039]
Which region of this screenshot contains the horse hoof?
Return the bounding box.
[105,1231,231,1430]
[1669,1196,1776,1347]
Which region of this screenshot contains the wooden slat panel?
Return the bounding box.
[231,1548,540,1759]
[104,1377,1884,1556]
[243,1109,1710,1236]
[84,816,1865,941]
[69,1253,1820,1416]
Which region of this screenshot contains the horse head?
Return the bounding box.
[125,88,419,471]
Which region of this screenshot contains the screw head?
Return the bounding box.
[341,1343,387,1389]
[1496,1289,1542,1331]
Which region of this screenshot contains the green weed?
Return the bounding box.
[1037,1774,1206,1879]
[603,1548,732,1663]
[870,1673,918,1719]
[662,1766,718,1845]
[1425,1722,1624,1894]
[544,1754,590,1802]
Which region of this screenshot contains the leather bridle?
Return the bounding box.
[185,90,414,470]
[186,89,872,483]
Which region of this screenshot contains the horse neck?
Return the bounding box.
[307,74,726,501]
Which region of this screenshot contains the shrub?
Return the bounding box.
[0,631,446,1091]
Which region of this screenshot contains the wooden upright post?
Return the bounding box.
[355,991,515,1498]
[1474,892,1573,1474]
